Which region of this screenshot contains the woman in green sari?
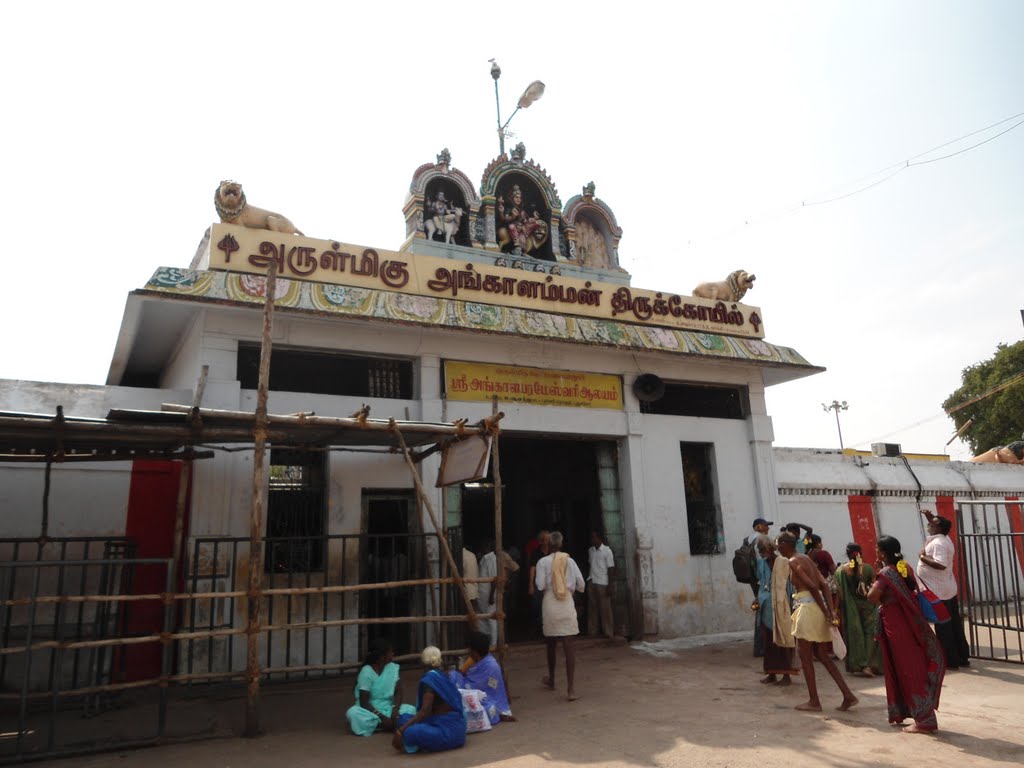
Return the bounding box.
[834,543,882,676]
[347,639,417,736]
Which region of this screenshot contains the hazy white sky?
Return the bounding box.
[2,2,1022,460]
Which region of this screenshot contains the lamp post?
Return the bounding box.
[822,400,849,450]
[490,59,545,156]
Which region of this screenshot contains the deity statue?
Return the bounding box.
[496,184,548,256]
[575,217,610,268]
[424,190,463,244]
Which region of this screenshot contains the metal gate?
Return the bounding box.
[955,500,1024,663]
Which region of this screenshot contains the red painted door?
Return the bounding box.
[119,460,190,682]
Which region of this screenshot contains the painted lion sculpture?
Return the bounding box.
[692,270,756,302]
[214,180,303,235]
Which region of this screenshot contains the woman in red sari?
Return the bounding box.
[867,535,946,733]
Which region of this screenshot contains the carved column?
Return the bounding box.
[636,530,659,635]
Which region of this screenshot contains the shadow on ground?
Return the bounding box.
[28,638,1024,768]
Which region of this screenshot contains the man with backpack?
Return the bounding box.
[734,518,774,656]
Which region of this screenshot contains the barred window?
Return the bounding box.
[265,450,326,573]
[680,442,723,555]
[238,345,413,399]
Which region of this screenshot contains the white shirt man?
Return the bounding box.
[917,529,957,600]
[588,539,615,586]
[478,547,498,646]
[462,547,480,610]
[916,510,971,668]
[587,532,616,638]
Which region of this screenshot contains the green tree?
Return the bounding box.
[943,340,1024,455]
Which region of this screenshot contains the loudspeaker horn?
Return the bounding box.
[633,374,666,403]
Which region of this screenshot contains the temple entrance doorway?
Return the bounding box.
[459,434,621,642]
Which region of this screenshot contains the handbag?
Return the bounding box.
[916,591,940,623]
[830,626,847,660]
[917,586,951,624]
[915,573,952,625]
[459,688,493,733]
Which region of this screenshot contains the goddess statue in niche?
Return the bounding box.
[496,184,548,256]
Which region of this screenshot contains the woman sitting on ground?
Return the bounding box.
[449,630,515,724]
[393,646,467,753]
[346,638,416,736]
[868,535,946,733]
[834,543,881,677]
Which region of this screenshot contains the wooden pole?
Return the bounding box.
[170,365,208,594]
[490,398,506,662]
[245,260,277,738]
[391,421,480,631]
[170,459,191,589]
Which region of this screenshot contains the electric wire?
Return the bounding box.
[802,112,1024,206]
[685,108,1024,243]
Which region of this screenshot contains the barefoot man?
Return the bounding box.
[776,532,858,712]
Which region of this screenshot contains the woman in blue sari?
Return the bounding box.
[449,630,515,724]
[346,638,416,736]
[393,646,466,753]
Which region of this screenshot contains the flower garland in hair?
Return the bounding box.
[896,559,909,579]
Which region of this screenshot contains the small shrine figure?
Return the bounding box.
[424,191,463,244]
[497,184,548,256]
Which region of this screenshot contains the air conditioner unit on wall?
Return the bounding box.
[871,442,902,457]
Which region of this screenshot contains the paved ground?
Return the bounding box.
[29,634,1024,767]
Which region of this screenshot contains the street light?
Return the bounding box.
[490,59,545,156]
[822,399,849,450]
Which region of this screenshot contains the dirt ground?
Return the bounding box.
[29,634,1024,767]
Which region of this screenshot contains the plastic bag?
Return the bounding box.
[830,626,847,660]
[459,689,492,733]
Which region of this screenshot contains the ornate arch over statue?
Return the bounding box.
[404,148,481,248]
[479,143,562,261]
[561,181,624,271]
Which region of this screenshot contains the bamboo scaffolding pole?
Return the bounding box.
[158,404,484,438]
[39,459,52,543]
[490,397,506,665]
[0,647,479,700]
[0,613,495,657]
[1,576,497,607]
[245,260,276,738]
[390,420,480,632]
[170,365,207,588]
[0,576,497,607]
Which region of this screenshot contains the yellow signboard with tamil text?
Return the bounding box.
[444,361,623,410]
[201,224,765,339]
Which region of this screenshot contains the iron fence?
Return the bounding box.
[184,530,466,684]
[0,554,175,764]
[955,501,1024,664]
[0,529,479,763]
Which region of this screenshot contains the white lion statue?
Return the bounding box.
[692,270,756,302]
[214,180,303,235]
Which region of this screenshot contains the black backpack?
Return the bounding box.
[732,537,756,584]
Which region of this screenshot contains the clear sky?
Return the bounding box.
[2,2,1022,460]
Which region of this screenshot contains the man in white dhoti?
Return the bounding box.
[534,531,585,701]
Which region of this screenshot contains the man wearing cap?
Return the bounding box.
[749,518,773,657]
[751,518,773,552]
